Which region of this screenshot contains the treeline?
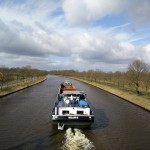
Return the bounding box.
[50,60,150,96]
[0,65,48,90]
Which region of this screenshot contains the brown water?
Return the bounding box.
[0,75,150,150]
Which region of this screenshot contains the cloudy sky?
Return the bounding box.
[0,0,150,72]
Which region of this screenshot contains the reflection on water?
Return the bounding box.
[62,128,95,150]
[90,108,109,130]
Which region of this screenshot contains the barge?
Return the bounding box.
[52,80,94,130]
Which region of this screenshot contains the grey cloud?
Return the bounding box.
[62,0,124,25]
[11,20,34,32]
[71,35,137,65]
[62,0,150,25]
[0,19,9,31]
[0,18,73,59]
[34,21,52,33]
[127,0,150,24]
[0,16,141,71]
[0,53,51,69]
[0,19,47,57]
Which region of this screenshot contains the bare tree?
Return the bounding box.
[0,72,4,90]
[127,60,148,94]
[141,71,150,95]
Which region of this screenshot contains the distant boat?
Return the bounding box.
[52,80,94,130]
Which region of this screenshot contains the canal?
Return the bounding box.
[0,75,150,150]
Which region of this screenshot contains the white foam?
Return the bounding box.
[62,128,95,150]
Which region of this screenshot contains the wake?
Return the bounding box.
[62,128,95,150]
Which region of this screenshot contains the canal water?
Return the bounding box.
[0,75,150,150]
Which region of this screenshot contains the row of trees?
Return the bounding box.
[0,65,48,90]
[1,60,149,96]
[50,60,150,96]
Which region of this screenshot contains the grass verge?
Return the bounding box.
[0,77,47,98]
[72,77,150,111]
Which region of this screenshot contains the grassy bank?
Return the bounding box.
[72,77,150,111]
[0,76,47,98]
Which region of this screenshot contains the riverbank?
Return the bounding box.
[0,77,47,98]
[72,77,150,111]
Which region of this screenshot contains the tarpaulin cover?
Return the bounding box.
[79,100,89,107]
